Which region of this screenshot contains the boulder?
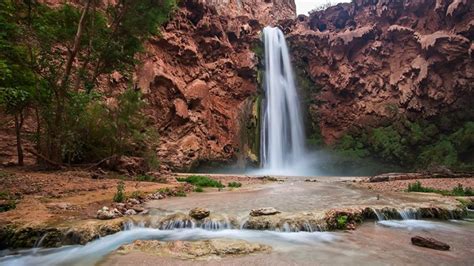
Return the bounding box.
[127,198,140,205]
[189,207,210,220]
[411,236,450,251]
[125,209,137,216]
[97,206,123,220]
[132,206,145,213]
[250,207,281,216]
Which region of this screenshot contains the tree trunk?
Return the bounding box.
[60,0,92,89]
[14,113,24,166]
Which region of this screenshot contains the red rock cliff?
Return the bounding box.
[282,0,473,144]
[0,0,296,169]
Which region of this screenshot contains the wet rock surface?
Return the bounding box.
[116,239,271,260]
[411,236,450,251]
[189,207,211,220]
[250,207,281,216]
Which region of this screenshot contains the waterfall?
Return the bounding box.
[260,26,306,175]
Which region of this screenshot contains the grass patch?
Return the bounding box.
[175,190,187,197]
[228,182,242,188]
[194,187,204,192]
[407,181,474,196]
[0,191,17,212]
[157,187,172,195]
[135,174,154,182]
[176,175,224,188]
[130,190,146,199]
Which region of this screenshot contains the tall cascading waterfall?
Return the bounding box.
[260,26,306,175]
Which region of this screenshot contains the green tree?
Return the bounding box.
[0,0,35,165]
[0,0,175,166]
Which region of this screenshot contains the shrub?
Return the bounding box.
[157,187,172,195]
[176,175,224,188]
[0,191,16,212]
[194,187,204,192]
[175,189,187,197]
[336,215,348,229]
[131,190,145,199]
[407,181,438,193]
[336,134,369,159]
[228,182,242,188]
[418,140,458,168]
[135,174,154,182]
[0,200,16,212]
[113,180,125,202]
[451,184,474,197]
[370,126,408,163]
[407,181,474,196]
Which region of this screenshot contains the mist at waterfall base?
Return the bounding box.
[196,27,402,177]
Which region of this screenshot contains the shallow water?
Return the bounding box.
[146,180,439,216]
[2,220,473,266]
[103,220,474,266]
[0,227,336,266]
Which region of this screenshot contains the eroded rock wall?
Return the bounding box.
[283,0,473,144]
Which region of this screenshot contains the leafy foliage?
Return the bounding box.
[61,89,159,167]
[407,181,474,196]
[333,117,474,170]
[336,215,348,229]
[228,182,242,188]
[0,191,16,213]
[0,0,176,167]
[176,175,224,188]
[113,180,125,203]
[135,174,155,182]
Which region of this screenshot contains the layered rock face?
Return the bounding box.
[283,0,473,144]
[134,0,294,170]
[0,0,296,169]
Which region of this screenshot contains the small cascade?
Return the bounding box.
[371,208,421,221]
[158,214,235,230]
[397,208,420,220]
[199,218,233,230]
[33,233,48,249]
[160,219,195,230]
[372,208,386,221]
[241,219,323,232]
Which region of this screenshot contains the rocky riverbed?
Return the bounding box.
[0,171,473,265]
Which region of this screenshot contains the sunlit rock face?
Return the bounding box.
[282,0,473,144]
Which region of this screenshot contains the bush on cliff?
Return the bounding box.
[333,118,474,170]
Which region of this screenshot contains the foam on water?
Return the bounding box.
[376,220,458,231]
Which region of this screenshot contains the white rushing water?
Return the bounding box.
[0,227,336,266]
[260,26,307,176]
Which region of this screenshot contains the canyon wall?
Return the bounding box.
[282,0,473,144]
[0,0,296,169]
